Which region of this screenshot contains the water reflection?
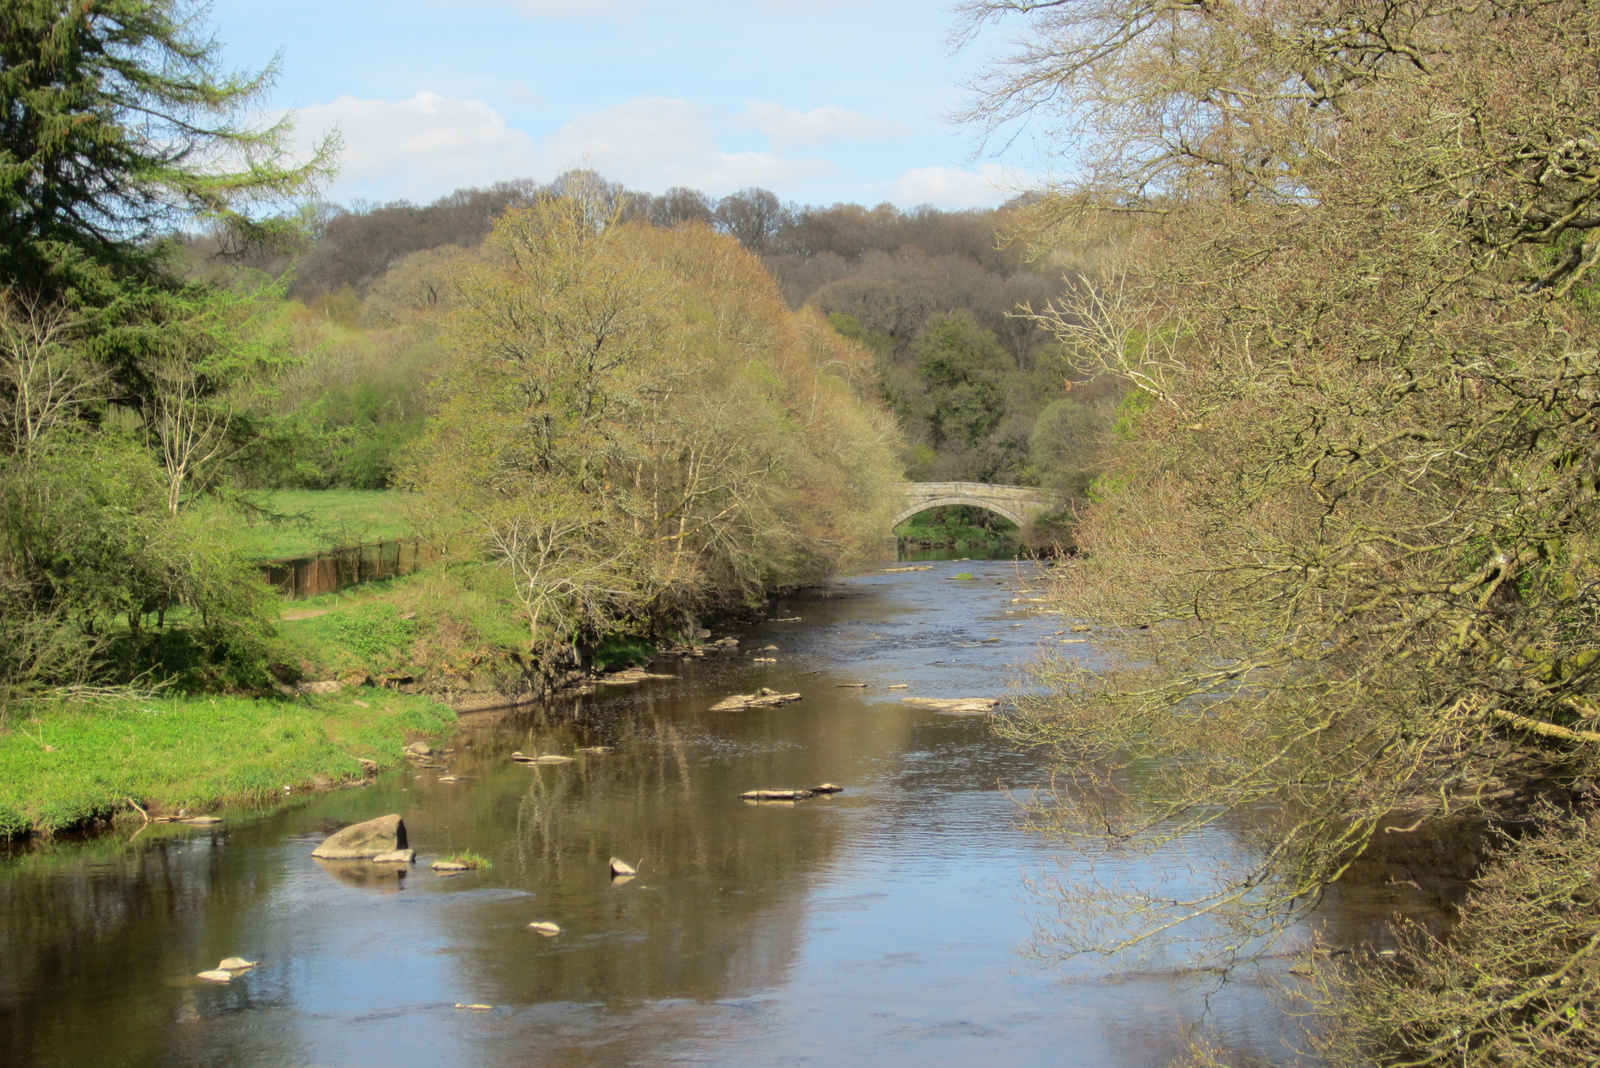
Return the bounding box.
[3,560,1310,1068]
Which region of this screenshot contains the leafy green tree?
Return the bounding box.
[0,0,325,706]
[407,193,902,669]
[913,315,1009,450]
[1028,396,1105,498]
[0,0,327,300]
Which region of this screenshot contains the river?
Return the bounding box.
[2,559,1365,1067]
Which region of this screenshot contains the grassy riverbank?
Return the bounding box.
[278,562,700,697]
[0,691,455,839]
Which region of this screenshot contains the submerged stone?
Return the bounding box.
[898,697,999,716]
[710,689,801,711]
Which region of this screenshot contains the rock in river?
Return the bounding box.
[216,957,257,972]
[740,788,815,801]
[811,783,844,794]
[709,688,801,711]
[601,667,674,684]
[898,697,999,716]
[527,922,561,936]
[310,814,407,859]
[196,970,234,982]
[372,849,415,864]
[609,857,637,878]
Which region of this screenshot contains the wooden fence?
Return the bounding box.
[261,538,436,600]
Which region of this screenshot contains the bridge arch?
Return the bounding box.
[890,482,1062,534]
[891,496,1028,530]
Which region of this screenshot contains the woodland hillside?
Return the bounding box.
[184,174,1120,494]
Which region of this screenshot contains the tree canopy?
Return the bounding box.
[0,0,327,301]
[406,189,903,659]
[0,0,326,707]
[964,0,1600,1062]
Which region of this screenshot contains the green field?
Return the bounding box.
[0,690,455,838]
[235,489,416,560]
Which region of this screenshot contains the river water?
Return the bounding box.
[3,560,1353,1067]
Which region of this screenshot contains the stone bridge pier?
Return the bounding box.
[891,482,1062,531]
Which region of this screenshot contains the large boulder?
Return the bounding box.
[310,814,407,859]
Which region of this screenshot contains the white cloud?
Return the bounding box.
[285,92,833,203]
[542,98,831,193]
[891,163,1034,208]
[287,92,540,200]
[739,102,905,150]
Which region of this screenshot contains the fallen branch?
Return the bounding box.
[1491,708,1600,745]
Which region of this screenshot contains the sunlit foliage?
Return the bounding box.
[406,186,903,664]
[962,0,1600,1062]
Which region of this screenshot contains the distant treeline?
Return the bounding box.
[186,172,1120,494]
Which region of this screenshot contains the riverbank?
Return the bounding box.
[0,690,455,840]
[276,562,811,705]
[0,555,823,843]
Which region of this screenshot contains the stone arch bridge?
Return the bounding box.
[891,482,1063,531]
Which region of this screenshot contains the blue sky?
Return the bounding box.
[207,0,1047,210]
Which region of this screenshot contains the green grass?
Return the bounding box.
[590,634,657,671]
[0,690,456,838]
[331,603,419,660]
[280,565,530,682]
[952,572,977,581]
[235,489,416,560]
[441,850,492,870]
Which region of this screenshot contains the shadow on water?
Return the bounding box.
[2,560,1362,1068]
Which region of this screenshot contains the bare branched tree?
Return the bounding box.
[962,0,1600,1062]
[0,295,103,458]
